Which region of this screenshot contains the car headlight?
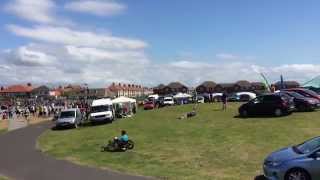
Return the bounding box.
[266,161,282,167]
[308,99,315,104]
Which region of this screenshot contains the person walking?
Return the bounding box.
[221,92,228,111]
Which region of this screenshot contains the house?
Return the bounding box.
[234,80,252,92]
[87,88,116,99]
[31,85,50,98]
[108,82,150,97]
[214,83,235,93]
[164,82,188,94]
[275,81,300,90]
[153,84,166,95]
[196,81,216,94]
[0,83,34,98]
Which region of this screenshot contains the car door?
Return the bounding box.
[304,150,320,178]
[248,96,264,115]
[258,95,275,115]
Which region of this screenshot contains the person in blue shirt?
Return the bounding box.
[119,130,129,149]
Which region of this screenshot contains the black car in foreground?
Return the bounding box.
[276,91,319,111]
[239,94,295,117]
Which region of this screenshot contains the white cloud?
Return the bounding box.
[65,0,127,16]
[7,25,147,50]
[66,46,149,63]
[5,0,56,24]
[216,53,239,60]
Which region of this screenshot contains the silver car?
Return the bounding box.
[56,108,82,128]
[264,136,320,180]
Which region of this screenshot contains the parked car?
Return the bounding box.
[90,98,114,123]
[144,101,155,110]
[56,108,82,128]
[212,93,223,102]
[197,96,205,103]
[239,94,295,117]
[277,91,320,111]
[263,136,320,180]
[286,88,320,101]
[163,97,174,106]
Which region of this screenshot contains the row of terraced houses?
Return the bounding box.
[153,80,300,95]
[0,80,300,99]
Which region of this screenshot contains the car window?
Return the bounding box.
[262,95,278,103]
[296,137,320,154]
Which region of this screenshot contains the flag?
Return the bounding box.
[260,73,271,92]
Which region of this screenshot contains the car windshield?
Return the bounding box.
[164,98,172,101]
[60,111,75,118]
[296,137,320,154]
[303,89,319,97]
[91,105,110,113]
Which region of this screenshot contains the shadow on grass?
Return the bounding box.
[234,114,290,119]
[254,175,267,180]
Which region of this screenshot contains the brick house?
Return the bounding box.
[0,84,34,98]
[164,82,188,94]
[108,82,150,97]
[275,81,300,90]
[196,81,217,94]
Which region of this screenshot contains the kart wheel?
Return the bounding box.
[127,140,134,150]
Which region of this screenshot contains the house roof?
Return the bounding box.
[251,82,265,86]
[275,81,300,86]
[155,84,166,89]
[0,85,34,93]
[198,81,216,88]
[236,80,251,87]
[166,82,187,89]
[216,83,235,88]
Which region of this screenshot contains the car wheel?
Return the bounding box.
[240,110,248,117]
[285,168,310,180]
[274,108,283,117]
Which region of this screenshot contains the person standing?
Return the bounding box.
[221,92,228,111]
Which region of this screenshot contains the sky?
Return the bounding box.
[0,0,320,87]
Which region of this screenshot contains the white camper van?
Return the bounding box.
[90,98,114,123]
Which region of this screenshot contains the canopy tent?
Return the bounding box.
[112,96,136,104]
[112,96,137,118]
[303,75,320,89]
[302,76,320,93]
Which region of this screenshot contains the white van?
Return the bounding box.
[90,98,114,123]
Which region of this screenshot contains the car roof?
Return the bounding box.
[92,98,112,106]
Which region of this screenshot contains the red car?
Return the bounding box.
[143,101,155,110]
[286,88,320,101]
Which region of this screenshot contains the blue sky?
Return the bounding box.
[0,0,320,86]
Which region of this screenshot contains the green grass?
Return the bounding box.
[38,103,320,180]
[0,175,9,180]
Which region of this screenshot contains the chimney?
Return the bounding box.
[118,83,121,86]
[0,86,4,91]
[27,83,32,87]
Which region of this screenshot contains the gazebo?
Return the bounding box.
[112,97,137,117]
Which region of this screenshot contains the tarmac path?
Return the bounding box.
[0,122,150,180]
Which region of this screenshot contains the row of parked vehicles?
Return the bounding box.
[238,88,320,117]
[55,99,115,128]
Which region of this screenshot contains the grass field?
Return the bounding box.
[38,103,320,180]
[0,175,9,180]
